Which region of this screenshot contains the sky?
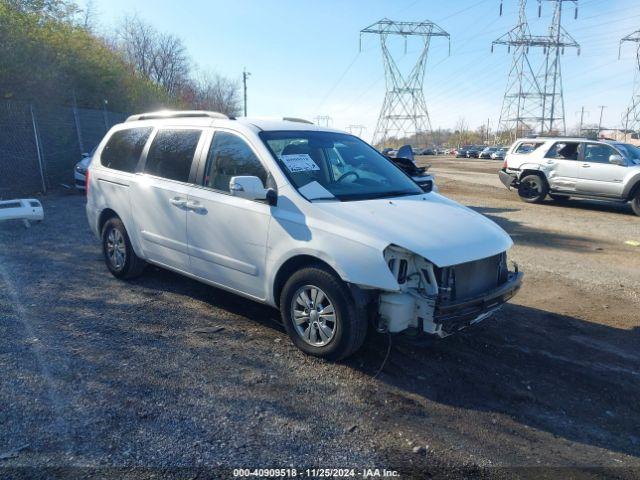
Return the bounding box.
[82,0,640,142]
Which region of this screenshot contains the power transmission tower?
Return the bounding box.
[620,29,640,141]
[493,0,541,141]
[346,124,366,137]
[360,19,449,147]
[492,0,579,141]
[538,0,580,135]
[314,115,333,127]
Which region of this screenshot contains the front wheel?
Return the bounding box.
[517,174,549,203]
[280,266,367,361]
[631,191,640,216]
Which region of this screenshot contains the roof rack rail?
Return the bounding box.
[125,110,228,122]
[282,117,314,124]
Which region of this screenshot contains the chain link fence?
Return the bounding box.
[0,100,128,198]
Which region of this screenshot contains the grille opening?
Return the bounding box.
[435,253,505,303]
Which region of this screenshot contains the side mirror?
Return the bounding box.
[229,176,277,205]
[609,154,625,166]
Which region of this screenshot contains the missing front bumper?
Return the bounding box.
[434,271,523,335]
[498,169,518,189]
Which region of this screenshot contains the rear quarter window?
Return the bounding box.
[100,127,153,172]
[513,141,544,154]
[144,129,202,182]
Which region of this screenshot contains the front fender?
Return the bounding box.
[622,171,640,199]
[266,218,399,305]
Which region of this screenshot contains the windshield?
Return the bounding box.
[259,131,423,201]
[615,143,640,164]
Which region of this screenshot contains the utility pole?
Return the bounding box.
[597,105,607,138]
[486,118,490,144]
[576,106,586,136]
[242,68,251,117]
[360,19,450,147]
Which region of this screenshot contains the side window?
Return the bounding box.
[204,131,268,192]
[545,142,580,160]
[584,143,617,164]
[514,141,543,154]
[144,129,202,182]
[100,127,152,172]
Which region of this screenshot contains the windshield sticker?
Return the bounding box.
[298,181,335,200]
[280,154,320,173]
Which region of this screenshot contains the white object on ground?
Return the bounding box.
[0,199,44,228]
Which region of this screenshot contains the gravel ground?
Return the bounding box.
[0,161,639,479]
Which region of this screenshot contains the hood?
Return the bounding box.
[312,193,513,267]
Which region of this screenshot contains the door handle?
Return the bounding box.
[185,200,206,213]
[581,163,590,168]
[170,197,187,207]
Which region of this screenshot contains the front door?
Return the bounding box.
[576,142,627,197]
[131,128,203,271]
[543,141,581,192]
[187,130,272,300]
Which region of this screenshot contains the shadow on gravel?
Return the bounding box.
[89,265,640,460]
[351,303,640,459]
[48,259,640,462]
[472,206,605,253]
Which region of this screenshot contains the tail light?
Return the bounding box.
[85,169,89,196]
[502,159,508,169]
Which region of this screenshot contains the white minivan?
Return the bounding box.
[86,111,522,360]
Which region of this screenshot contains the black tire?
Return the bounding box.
[517,174,549,203]
[549,193,570,202]
[101,217,146,279]
[631,191,640,216]
[279,265,367,361]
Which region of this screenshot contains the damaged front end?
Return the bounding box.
[377,246,523,337]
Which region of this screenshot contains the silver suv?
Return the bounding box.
[498,137,640,215]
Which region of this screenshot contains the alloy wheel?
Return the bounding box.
[106,227,126,270]
[291,285,337,347]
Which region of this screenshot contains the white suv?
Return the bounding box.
[87,111,522,360]
[499,137,640,215]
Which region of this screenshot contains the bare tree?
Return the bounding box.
[117,15,190,95]
[454,117,468,147]
[190,73,241,117]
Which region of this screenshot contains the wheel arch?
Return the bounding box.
[98,208,120,234]
[97,207,145,259]
[272,255,342,307]
[624,177,640,201]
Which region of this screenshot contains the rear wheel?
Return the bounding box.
[101,217,146,279]
[280,266,367,361]
[517,174,549,203]
[631,191,640,216]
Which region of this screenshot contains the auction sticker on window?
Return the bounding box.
[279,154,320,173]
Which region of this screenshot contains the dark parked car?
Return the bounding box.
[466,146,482,158]
[455,146,471,158]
